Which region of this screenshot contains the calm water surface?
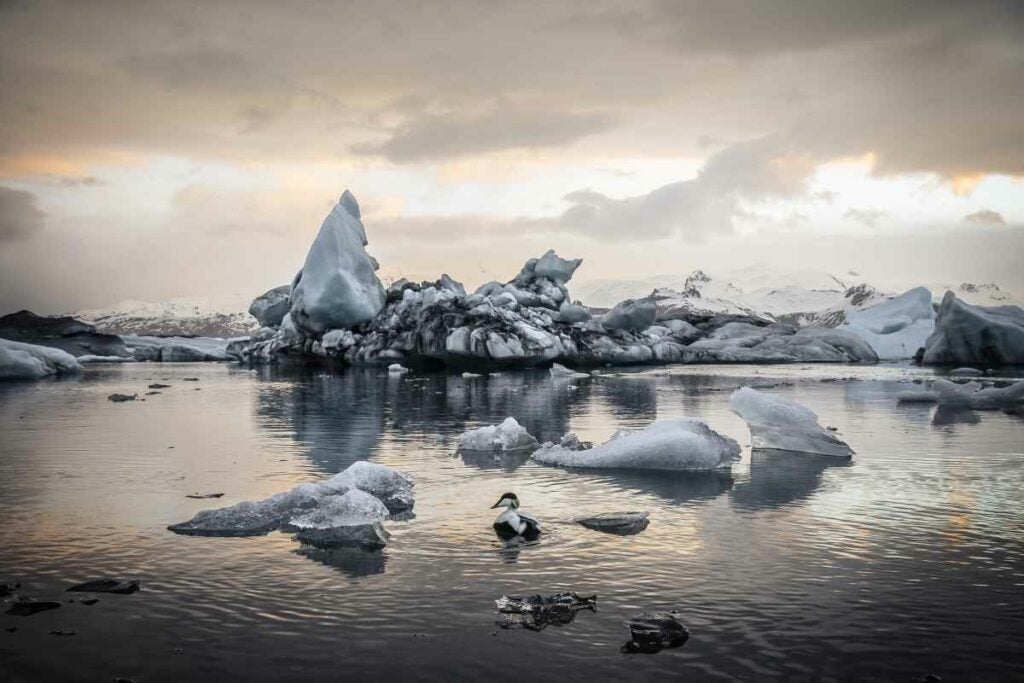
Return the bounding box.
[1,362,1023,682]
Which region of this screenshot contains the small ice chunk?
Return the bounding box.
[729,387,853,458]
[533,419,740,471]
[549,362,589,379]
[897,390,939,403]
[288,490,388,529]
[576,511,650,535]
[949,367,983,377]
[387,363,410,375]
[932,377,1024,410]
[328,461,415,512]
[457,417,539,452]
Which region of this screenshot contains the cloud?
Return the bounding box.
[0,187,44,241]
[963,209,1006,226]
[352,106,614,162]
[557,136,816,240]
[843,208,887,228]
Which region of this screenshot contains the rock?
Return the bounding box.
[67,579,140,594]
[248,284,292,327]
[289,190,386,334]
[576,511,649,535]
[0,309,130,358]
[185,493,224,499]
[49,629,76,636]
[6,599,62,616]
[621,611,690,654]
[80,597,100,606]
[148,383,171,389]
[602,297,657,331]
[923,292,1024,365]
[107,393,138,402]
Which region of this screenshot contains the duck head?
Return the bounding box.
[490,492,520,509]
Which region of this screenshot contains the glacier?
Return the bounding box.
[532,419,741,471]
[729,387,853,458]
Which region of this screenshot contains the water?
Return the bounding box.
[1,362,1023,682]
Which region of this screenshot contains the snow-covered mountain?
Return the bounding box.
[575,266,1021,328]
[74,298,258,338]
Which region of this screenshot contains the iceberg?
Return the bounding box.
[841,287,935,360]
[0,309,129,359]
[549,362,589,379]
[0,338,82,380]
[248,285,291,328]
[288,489,391,549]
[923,292,1024,365]
[602,297,657,332]
[289,191,386,335]
[457,417,539,452]
[123,334,232,362]
[533,419,740,471]
[729,387,853,458]
[931,378,1024,410]
[168,460,413,538]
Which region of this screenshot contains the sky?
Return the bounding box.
[1,0,1022,314]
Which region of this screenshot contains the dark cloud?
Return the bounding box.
[963,209,1006,226]
[352,106,614,162]
[0,187,44,241]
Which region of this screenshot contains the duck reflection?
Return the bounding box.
[730,449,850,511]
[293,544,387,578]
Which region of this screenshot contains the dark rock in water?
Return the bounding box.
[114,678,137,683]
[6,599,62,616]
[49,629,76,636]
[107,393,137,403]
[145,391,161,395]
[0,309,130,358]
[495,592,597,631]
[293,522,390,550]
[0,581,19,597]
[622,611,689,654]
[183,377,199,381]
[576,511,649,535]
[67,579,140,594]
[914,674,942,683]
[80,597,100,606]
[148,383,171,389]
[5,626,16,632]
[186,492,225,499]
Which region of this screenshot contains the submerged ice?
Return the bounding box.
[729,387,853,458]
[532,419,740,471]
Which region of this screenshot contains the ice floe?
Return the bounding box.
[729,387,853,458]
[923,292,1024,365]
[533,419,740,471]
[457,417,539,452]
[0,338,82,380]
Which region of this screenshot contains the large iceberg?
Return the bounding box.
[729,387,853,458]
[841,287,935,360]
[289,191,386,335]
[457,417,539,451]
[124,334,233,361]
[922,292,1024,365]
[532,419,740,471]
[0,338,82,380]
[0,309,129,359]
[168,460,413,539]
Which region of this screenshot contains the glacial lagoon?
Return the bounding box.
[1,362,1023,681]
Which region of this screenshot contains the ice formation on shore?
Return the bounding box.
[922,292,1024,365]
[729,387,853,458]
[841,287,935,360]
[0,338,82,379]
[168,461,413,545]
[532,419,741,471]
[457,417,539,451]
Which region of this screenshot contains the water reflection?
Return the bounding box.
[589,469,734,505]
[294,544,387,578]
[457,448,535,472]
[932,406,981,427]
[731,449,851,511]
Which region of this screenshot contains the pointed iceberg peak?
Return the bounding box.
[339,189,361,219]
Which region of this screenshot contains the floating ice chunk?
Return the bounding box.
[602,297,657,332]
[729,387,853,458]
[841,287,935,360]
[168,461,413,537]
[622,612,690,653]
[288,489,388,529]
[457,417,539,452]
[461,371,482,378]
[576,511,650,535]
[931,378,1024,410]
[896,390,939,403]
[289,191,386,334]
[923,292,1024,365]
[387,363,410,375]
[533,419,740,471]
[550,362,589,379]
[0,338,82,380]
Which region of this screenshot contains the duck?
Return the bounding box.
[490,492,541,540]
